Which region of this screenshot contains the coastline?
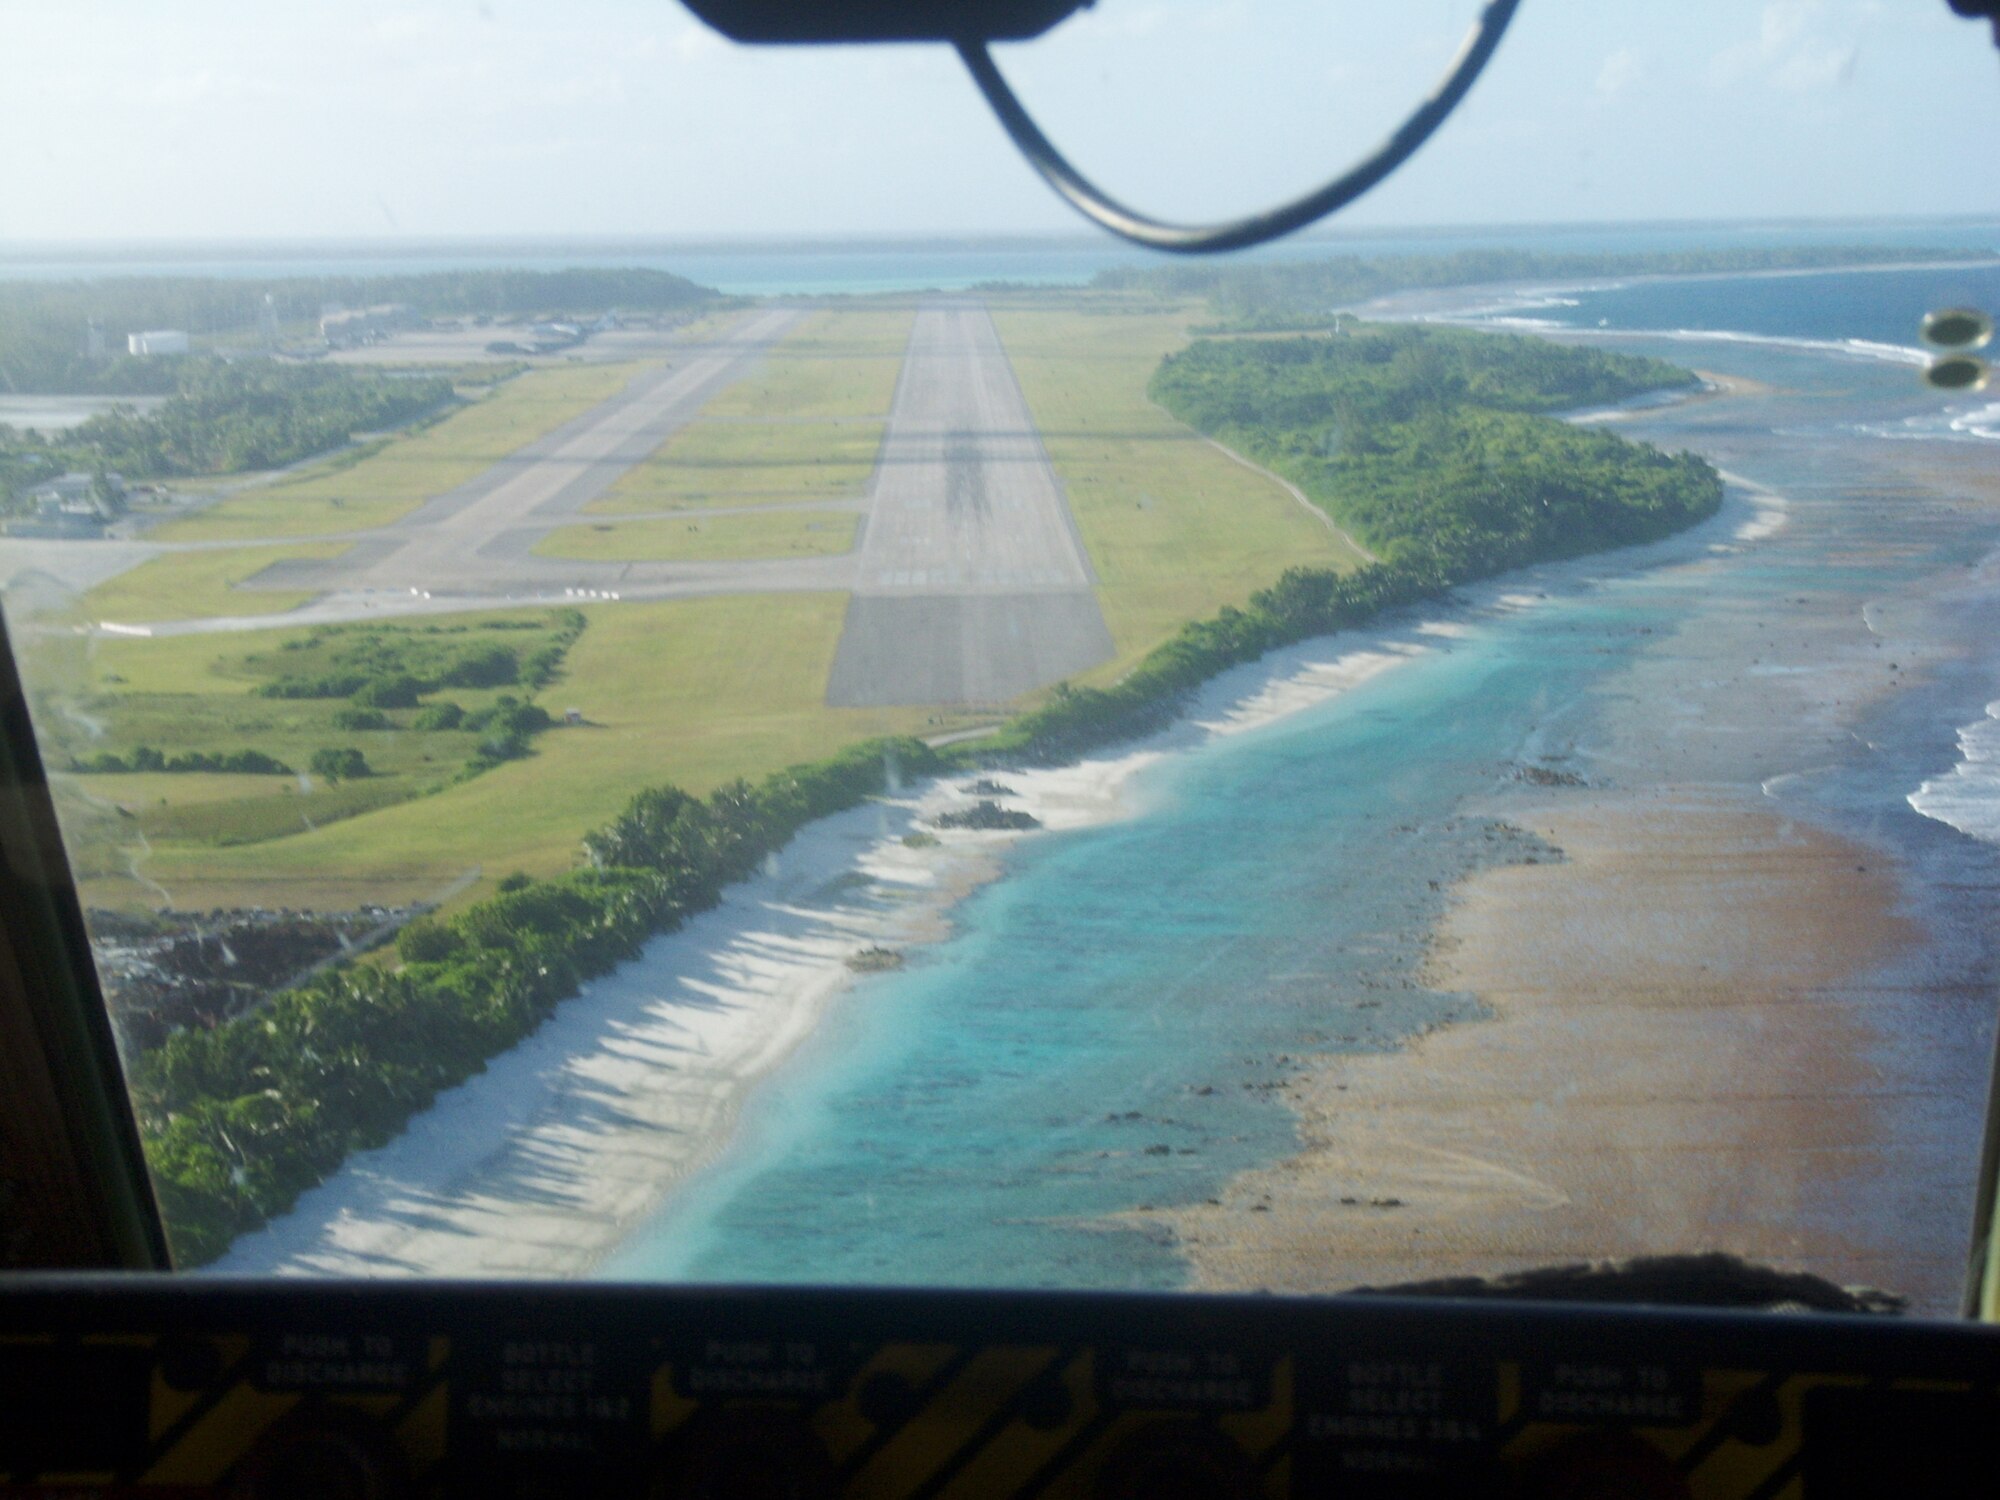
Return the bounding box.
[212,358,1995,1288]
[1146,385,2000,1315]
[1151,790,1963,1306]
[209,604,1504,1277]
[213,471,1769,1279]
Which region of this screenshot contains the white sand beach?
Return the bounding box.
[214,467,1781,1281]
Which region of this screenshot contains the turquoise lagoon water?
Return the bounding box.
[607,262,2000,1289]
[607,586,1650,1286]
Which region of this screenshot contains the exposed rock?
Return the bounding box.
[933,800,1041,832]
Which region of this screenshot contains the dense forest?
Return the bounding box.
[990,324,1722,759]
[1098,243,1972,330]
[66,362,456,477]
[0,266,719,394]
[1153,326,1713,572]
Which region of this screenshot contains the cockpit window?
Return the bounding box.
[1,1,1996,1311]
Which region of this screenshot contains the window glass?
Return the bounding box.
[1,1,1996,1312]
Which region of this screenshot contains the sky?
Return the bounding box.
[0,0,1995,243]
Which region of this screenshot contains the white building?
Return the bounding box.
[126,330,190,356]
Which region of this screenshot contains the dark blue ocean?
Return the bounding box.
[603,256,2000,1295]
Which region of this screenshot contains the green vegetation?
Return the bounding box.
[132,735,942,1264]
[83,542,350,622]
[594,308,912,514]
[699,308,913,420]
[537,510,858,561]
[0,267,717,394]
[981,324,1720,760]
[248,611,580,700]
[57,594,963,912]
[66,362,454,478]
[991,298,1366,669]
[152,361,645,541]
[309,747,372,782]
[593,420,883,511]
[41,613,587,890]
[1150,325,1708,567]
[1100,244,1983,331]
[73,747,292,776]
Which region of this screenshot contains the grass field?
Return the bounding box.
[699,307,914,421]
[84,542,351,623]
[990,294,1366,675]
[40,611,586,899]
[536,511,858,562]
[34,291,1366,918]
[54,594,980,912]
[148,361,648,543]
[591,419,882,512]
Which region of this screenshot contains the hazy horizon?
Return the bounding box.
[4,1,1995,244]
[7,210,2000,254]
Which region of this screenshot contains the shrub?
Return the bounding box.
[413,701,464,731]
[351,674,425,709]
[396,919,463,965]
[331,708,390,731]
[439,644,519,688]
[308,747,371,782]
[73,747,293,776]
[255,672,369,700]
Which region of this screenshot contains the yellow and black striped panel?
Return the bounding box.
[650,1342,1292,1499]
[4,1283,2000,1498]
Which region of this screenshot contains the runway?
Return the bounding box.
[250,307,806,596]
[83,300,1113,707]
[825,301,1113,706]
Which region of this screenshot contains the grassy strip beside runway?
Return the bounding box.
[536,511,858,562]
[587,419,884,511]
[84,542,351,622]
[698,307,914,420]
[990,295,1368,675]
[150,361,648,542]
[594,307,914,512]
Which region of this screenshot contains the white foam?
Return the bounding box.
[1911,699,2000,846]
[1712,469,1791,545]
[1564,326,1929,367]
[1860,399,2000,445]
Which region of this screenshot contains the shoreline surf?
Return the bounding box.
[211,461,1775,1279]
[211,282,1996,1293]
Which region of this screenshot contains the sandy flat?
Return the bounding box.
[1156,788,1981,1311]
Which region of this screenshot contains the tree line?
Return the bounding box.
[988,324,1722,760]
[65,361,457,478]
[133,736,941,1264]
[0,267,720,395]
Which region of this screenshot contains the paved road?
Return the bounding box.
[825,301,1113,706]
[76,300,1115,708]
[251,307,806,596]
